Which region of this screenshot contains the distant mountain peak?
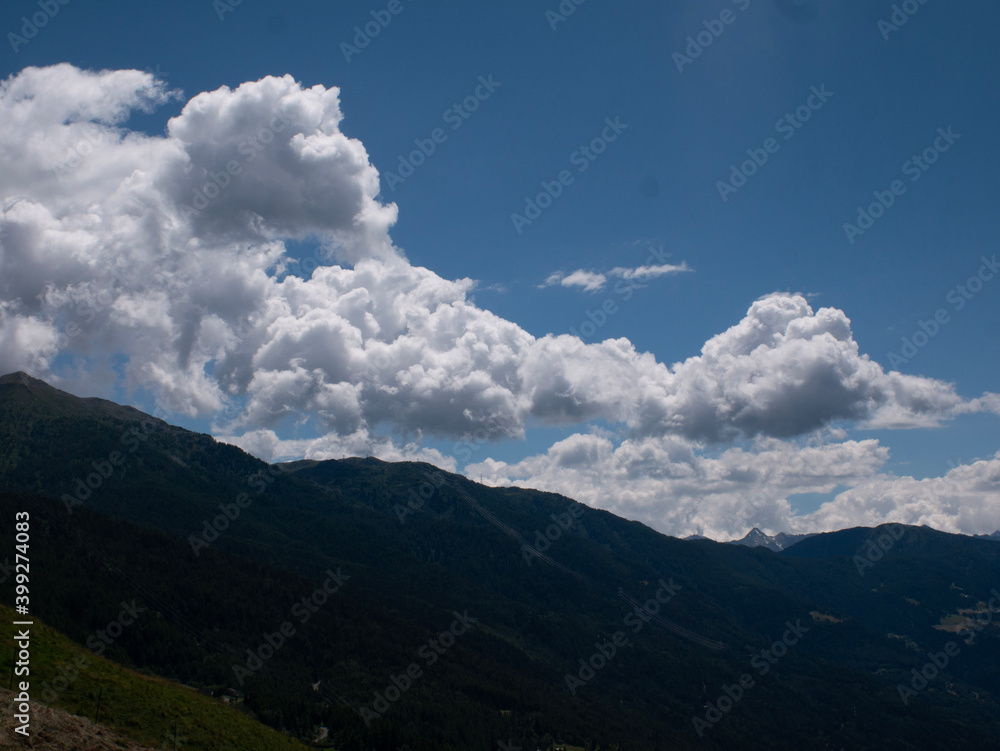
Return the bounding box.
[973,530,1000,541]
[728,527,815,552]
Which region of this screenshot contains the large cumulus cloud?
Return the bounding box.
[1,64,998,539]
[160,73,397,258]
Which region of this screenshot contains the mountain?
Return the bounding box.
[2,372,1000,750]
[730,525,1000,552]
[727,527,815,552]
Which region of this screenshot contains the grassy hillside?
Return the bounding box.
[0,603,314,751]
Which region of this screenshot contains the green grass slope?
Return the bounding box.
[0,603,315,751]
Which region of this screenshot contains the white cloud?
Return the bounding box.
[541,259,691,292]
[542,269,608,292]
[609,262,692,280]
[1,64,997,540]
[218,427,458,471]
[468,433,1000,541]
[801,453,1000,535]
[467,429,893,540]
[160,73,398,262]
[0,302,60,374]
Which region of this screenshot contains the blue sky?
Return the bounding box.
[2,0,998,538]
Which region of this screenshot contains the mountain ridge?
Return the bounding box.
[6,369,998,546]
[726,527,816,552]
[3,372,1000,750]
